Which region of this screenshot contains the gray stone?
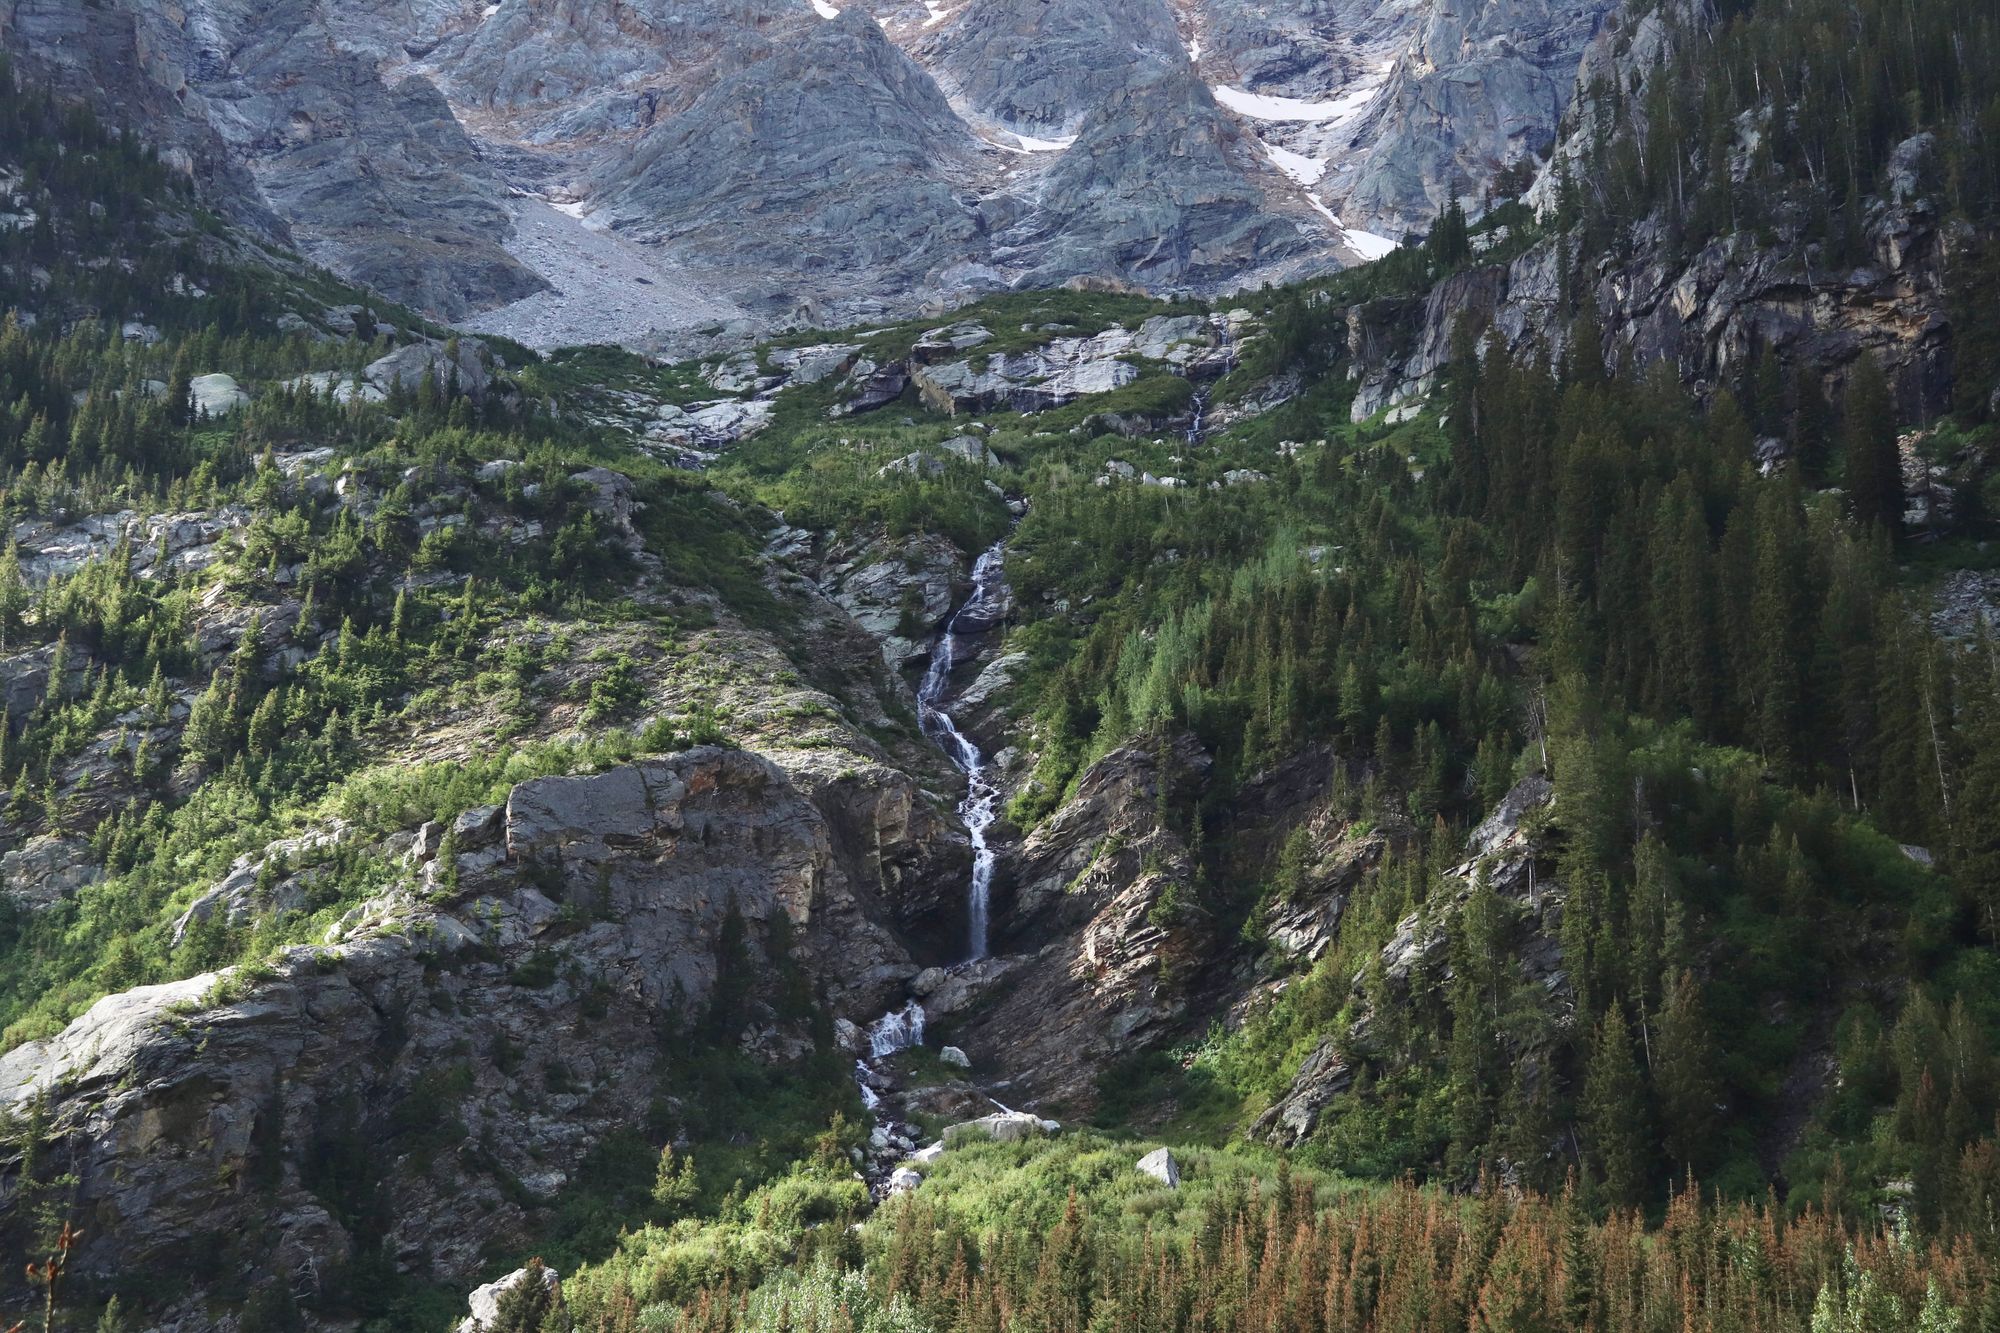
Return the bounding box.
[938,435,1002,469]
[365,339,492,398]
[944,1111,1053,1144]
[452,804,505,850]
[1136,1146,1179,1188]
[0,835,101,911]
[459,1264,562,1333]
[189,373,249,417]
[768,343,861,386]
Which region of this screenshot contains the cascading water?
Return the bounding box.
[1187,386,1210,444]
[1186,319,1236,447]
[851,539,1011,1150]
[867,999,927,1058]
[914,539,1008,961]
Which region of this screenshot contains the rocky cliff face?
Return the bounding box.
[937,735,1212,1111]
[2,0,548,319]
[0,745,954,1307]
[1334,0,1954,424]
[1318,0,1616,235]
[1347,143,1953,423]
[3,0,1625,342]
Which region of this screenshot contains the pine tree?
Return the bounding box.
[1654,970,1721,1176]
[490,1259,558,1333]
[652,1144,700,1217]
[1842,355,1903,534]
[0,538,27,651]
[1582,1000,1650,1210]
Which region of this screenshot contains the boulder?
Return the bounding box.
[912,322,993,364]
[452,804,505,851]
[281,371,386,405]
[505,765,654,855]
[1136,1147,1179,1188]
[938,435,1002,469]
[939,1045,971,1069]
[189,373,249,417]
[0,835,101,911]
[877,451,948,480]
[768,343,859,386]
[833,360,911,416]
[365,339,492,399]
[458,1264,563,1333]
[944,1111,1055,1144]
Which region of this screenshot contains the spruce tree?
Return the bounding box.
[1654,970,1721,1177]
[490,1259,557,1333]
[1583,1000,1650,1210]
[1842,355,1903,534]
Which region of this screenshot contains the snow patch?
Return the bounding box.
[812,0,840,16]
[480,2,499,16]
[1342,227,1399,261]
[1212,83,1379,124]
[1264,142,1326,186]
[1014,132,1077,153]
[1187,39,1202,62]
[1297,195,1402,262]
[922,0,949,25]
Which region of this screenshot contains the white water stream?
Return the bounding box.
[854,539,1010,1103]
[915,539,1008,961]
[1186,320,1236,446]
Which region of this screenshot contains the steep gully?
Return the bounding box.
[854,540,1013,1134]
[850,334,1234,1137]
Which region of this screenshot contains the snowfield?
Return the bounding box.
[1340,227,1399,260]
[1265,143,1326,186]
[1211,83,1379,124]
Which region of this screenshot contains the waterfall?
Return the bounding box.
[914,539,1008,961]
[867,999,927,1059]
[1186,319,1236,446]
[852,537,1011,1136]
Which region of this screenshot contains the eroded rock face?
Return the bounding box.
[1007,60,1327,292]
[0,835,100,912]
[811,530,970,671]
[6,0,1613,337]
[949,735,1212,1110]
[1321,0,1618,236]
[917,0,1185,138]
[595,10,985,320]
[0,745,949,1304]
[3,0,546,319]
[909,315,1217,415]
[1348,179,1955,424]
[1252,772,1560,1149]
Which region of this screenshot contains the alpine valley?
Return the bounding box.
[0,0,1999,1330]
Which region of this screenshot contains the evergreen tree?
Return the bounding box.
[1842,356,1903,534]
[489,1259,558,1333]
[1654,970,1721,1176]
[651,1145,700,1217]
[1582,1000,1650,1210]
